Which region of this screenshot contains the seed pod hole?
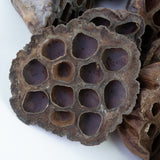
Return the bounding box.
[90,17,110,28]
[23,59,48,85]
[80,62,104,84]
[53,61,74,82]
[42,39,65,60]
[152,133,160,153]
[51,111,75,127]
[104,80,126,109]
[23,91,48,113]
[72,33,98,59]
[145,0,159,12]
[51,85,74,107]
[86,0,92,9]
[61,3,71,21]
[102,48,128,71]
[77,0,84,6]
[68,10,76,21]
[142,25,154,46]
[79,89,99,108]
[152,103,160,116]
[79,112,101,136]
[115,22,138,35]
[157,31,160,37]
[153,10,160,26]
[53,18,59,26]
[141,26,154,62]
[147,124,156,138]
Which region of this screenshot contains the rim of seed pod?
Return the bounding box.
[79,7,145,49]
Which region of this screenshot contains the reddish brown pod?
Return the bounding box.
[10,19,140,145]
[79,8,144,48]
[11,0,93,33]
[118,62,160,160]
[144,39,160,66]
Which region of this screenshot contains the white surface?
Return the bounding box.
[0,0,141,160]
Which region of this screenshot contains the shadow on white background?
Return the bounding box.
[0,0,141,160]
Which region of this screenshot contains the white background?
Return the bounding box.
[0,0,141,160]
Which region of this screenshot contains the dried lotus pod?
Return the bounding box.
[10,19,140,145]
[144,39,160,66]
[11,0,93,34]
[79,8,144,49]
[118,62,160,160]
[127,0,160,31]
[127,0,160,63]
[139,63,160,90]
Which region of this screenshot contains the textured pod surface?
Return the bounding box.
[127,0,160,63]
[79,8,144,48]
[127,0,160,30]
[118,62,160,160]
[10,19,140,145]
[11,0,93,33]
[144,39,160,66]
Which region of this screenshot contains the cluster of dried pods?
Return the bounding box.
[10,0,160,159]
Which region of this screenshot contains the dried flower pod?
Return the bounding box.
[139,63,160,89]
[79,8,144,48]
[118,62,160,160]
[127,0,160,31]
[10,19,140,145]
[11,0,93,34]
[144,39,160,66]
[127,0,160,63]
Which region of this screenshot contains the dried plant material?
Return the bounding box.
[139,63,160,89]
[79,8,144,48]
[127,0,160,30]
[118,62,160,160]
[127,0,160,63]
[10,19,140,145]
[144,39,160,66]
[11,0,93,33]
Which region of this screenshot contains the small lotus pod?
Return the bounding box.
[11,0,93,34]
[127,0,160,63]
[10,19,140,145]
[144,39,160,66]
[79,8,145,49]
[118,62,160,160]
[127,0,160,32]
